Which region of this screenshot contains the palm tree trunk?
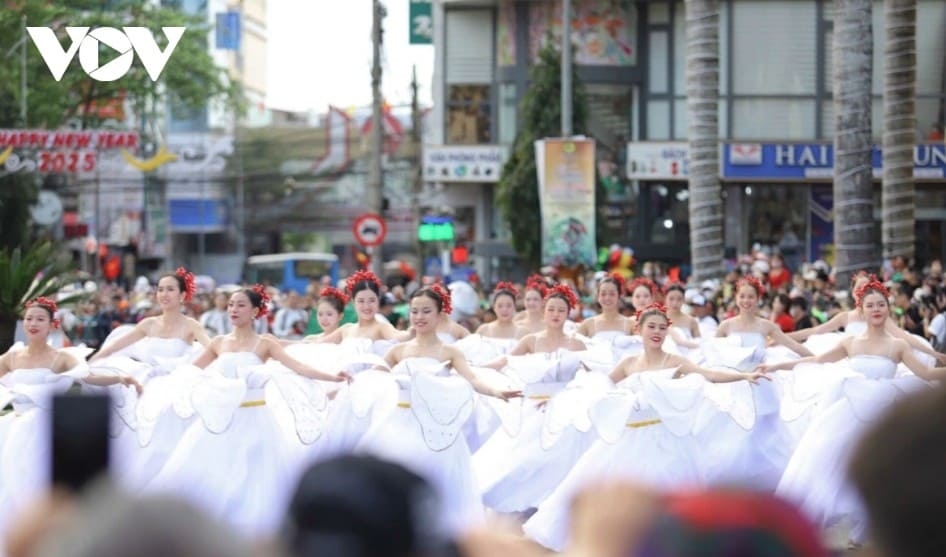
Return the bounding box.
[685,0,723,281]
[833,0,876,286]
[881,0,916,263]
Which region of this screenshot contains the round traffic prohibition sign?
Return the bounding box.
[352,213,387,247]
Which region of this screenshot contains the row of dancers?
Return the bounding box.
[1,267,946,551]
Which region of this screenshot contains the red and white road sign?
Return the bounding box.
[352,213,387,247]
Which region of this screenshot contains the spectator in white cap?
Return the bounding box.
[690,294,719,338]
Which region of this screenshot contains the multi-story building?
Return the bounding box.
[429,0,946,272]
[162,0,269,279]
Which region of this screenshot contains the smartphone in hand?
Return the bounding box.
[50,393,111,493]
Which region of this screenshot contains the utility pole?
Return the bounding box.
[20,16,27,126]
[411,65,423,264]
[367,0,386,274]
[561,0,572,137]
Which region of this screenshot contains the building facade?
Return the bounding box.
[429,0,946,270]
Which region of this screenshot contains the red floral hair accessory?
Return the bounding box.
[250,284,271,319]
[853,276,889,307]
[493,281,519,299]
[627,277,658,297]
[545,283,578,310]
[431,283,453,315]
[525,274,549,297]
[26,297,60,328]
[850,270,871,287]
[737,275,766,298]
[346,269,382,296]
[319,287,349,306]
[175,266,197,302]
[635,303,672,327]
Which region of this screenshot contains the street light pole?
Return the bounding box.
[367,0,386,274]
[561,0,572,137]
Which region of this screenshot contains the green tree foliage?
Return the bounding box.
[0,0,243,250]
[496,42,605,269]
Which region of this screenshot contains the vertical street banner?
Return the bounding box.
[409,0,433,45]
[536,138,597,268]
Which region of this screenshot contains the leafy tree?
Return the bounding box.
[0,0,244,250]
[496,41,605,270]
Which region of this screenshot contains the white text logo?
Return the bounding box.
[27,26,186,82]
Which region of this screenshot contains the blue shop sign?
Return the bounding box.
[721,143,946,181]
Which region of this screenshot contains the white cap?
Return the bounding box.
[690,294,707,306]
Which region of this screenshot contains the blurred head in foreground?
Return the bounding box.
[849,385,946,557]
[283,455,453,557]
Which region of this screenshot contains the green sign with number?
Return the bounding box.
[409,0,433,44]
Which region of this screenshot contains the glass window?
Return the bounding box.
[643,182,690,245]
[649,31,669,94]
[646,100,671,139]
[586,84,633,143]
[497,83,517,145]
[674,1,728,96]
[732,99,816,140]
[446,85,491,144]
[732,1,816,95]
[917,0,946,96]
[649,1,670,24]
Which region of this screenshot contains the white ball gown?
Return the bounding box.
[776,353,931,542]
[0,354,90,542]
[142,351,326,538]
[471,347,609,513]
[698,331,797,491]
[355,357,483,537]
[453,334,519,451]
[522,369,707,551]
[315,337,397,459]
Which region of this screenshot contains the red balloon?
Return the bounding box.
[104,255,121,282]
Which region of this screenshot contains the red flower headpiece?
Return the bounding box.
[26,297,60,328]
[493,281,519,299]
[850,270,871,287]
[635,303,672,327]
[319,286,349,306]
[175,266,197,302]
[737,275,766,298]
[346,269,382,296]
[430,283,453,315]
[627,277,658,297]
[251,284,271,319]
[545,283,578,310]
[525,274,549,297]
[853,276,889,307]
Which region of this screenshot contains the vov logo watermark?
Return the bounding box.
[27,27,186,82]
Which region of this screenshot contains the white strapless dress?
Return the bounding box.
[776,354,930,542]
[355,357,483,537]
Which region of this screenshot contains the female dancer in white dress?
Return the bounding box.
[704,275,813,491]
[356,284,521,536]
[573,274,640,370]
[524,303,767,551]
[762,279,946,545]
[301,286,346,341]
[90,267,210,367]
[144,285,350,538]
[0,298,140,540]
[790,272,946,363]
[470,282,525,358]
[315,270,412,456]
[663,282,702,356]
[514,275,549,336]
[473,285,591,514]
